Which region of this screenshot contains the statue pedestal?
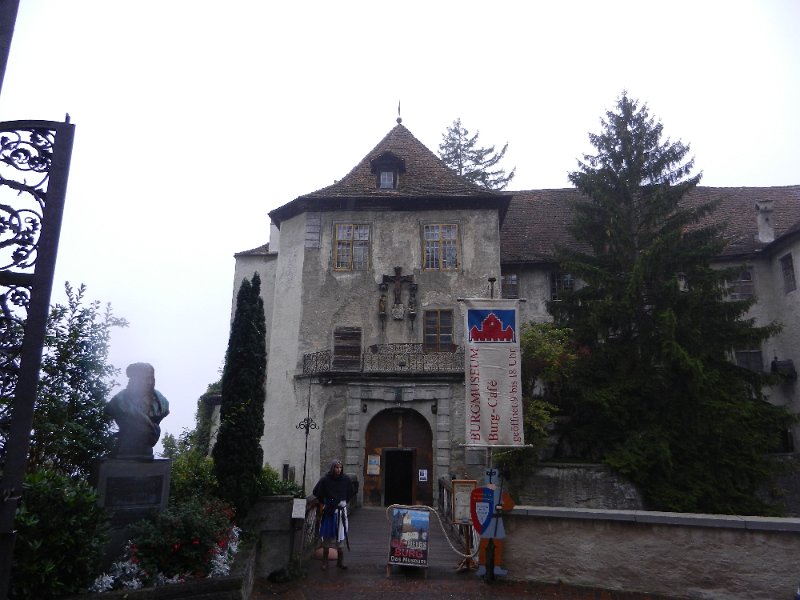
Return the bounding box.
[93,457,171,565]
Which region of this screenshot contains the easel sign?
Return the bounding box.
[452,480,477,525]
[387,507,429,569]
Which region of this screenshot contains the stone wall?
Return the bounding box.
[504,506,800,600]
[514,463,644,510]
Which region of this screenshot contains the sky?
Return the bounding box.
[0,0,798,447]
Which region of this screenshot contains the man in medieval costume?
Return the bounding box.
[313,459,353,570]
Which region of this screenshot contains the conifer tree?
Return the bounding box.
[438,118,516,190]
[212,273,266,518]
[550,93,794,514]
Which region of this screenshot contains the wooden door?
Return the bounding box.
[363,408,433,506]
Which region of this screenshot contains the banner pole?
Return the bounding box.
[485,446,496,582]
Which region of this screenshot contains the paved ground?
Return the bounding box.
[250,507,680,600]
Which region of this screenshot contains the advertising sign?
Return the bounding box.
[464,299,524,447]
[388,507,429,568]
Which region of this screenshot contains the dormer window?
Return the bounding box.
[370,151,405,191]
[379,170,395,189]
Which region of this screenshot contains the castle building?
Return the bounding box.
[227,121,800,506]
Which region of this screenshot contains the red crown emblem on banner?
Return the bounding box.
[469,313,514,342]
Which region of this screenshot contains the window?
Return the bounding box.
[423,310,454,352]
[501,274,519,299]
[423,224,458,270]
[334,224,370,271]
[370,151,405,188]
[379,170,395,189]
[550,271,575,300]
[735,348,763,373]
[333,326,362,370]
[727,267,754,301]
[780,253,796,293]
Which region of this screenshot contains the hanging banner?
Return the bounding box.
[463,299,524,447]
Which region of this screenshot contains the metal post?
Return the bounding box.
[296,382,318,496]
[0,0,21,98]
[485,446,495,582]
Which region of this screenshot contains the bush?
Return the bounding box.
[170,451,218,504]
[10,470,109,599]
[123,498,235,585]
[256,465,303,498]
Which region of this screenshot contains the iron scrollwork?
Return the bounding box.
[0,127,55,463]
[0,120,74,598]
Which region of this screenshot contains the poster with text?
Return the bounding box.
[464,299,524,447]
[388,508,429,567]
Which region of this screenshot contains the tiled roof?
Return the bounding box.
[500,186,800,263]
[500,189,587,264]
[268,123,505,226]
[233,243,270,257]
[300,123,499,199]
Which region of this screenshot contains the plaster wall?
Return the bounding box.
[765,242,800,391]
[715,246,800,444]
[259,213,311,476]
[299,208,502,354]
[509,265,556,324]
[232,252,277,356]
[295,207,503,493]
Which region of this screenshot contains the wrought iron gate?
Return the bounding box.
[0,119,74,591]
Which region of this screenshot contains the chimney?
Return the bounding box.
[755,200,775,243]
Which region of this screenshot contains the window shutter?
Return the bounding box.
[333,327,362,370]
[305,214,321,249]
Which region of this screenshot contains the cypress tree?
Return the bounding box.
[212,272,266,517]
[550,93,794,514]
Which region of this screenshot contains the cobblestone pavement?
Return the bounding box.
[251,568,680,600]
[250,507,680,600]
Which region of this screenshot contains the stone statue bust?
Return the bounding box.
[105,362,170,458]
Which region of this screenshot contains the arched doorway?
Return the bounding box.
[363,408,433,507]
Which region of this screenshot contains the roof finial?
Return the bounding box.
[397,100,402,124]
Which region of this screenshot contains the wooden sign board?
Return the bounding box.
[388,507,429,568]
[452,479,477,525]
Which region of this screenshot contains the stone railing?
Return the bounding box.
[504,505,800,599]
[303,344,463,375]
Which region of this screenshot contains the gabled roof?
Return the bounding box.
[500,186,800,264]
[234,243,270,258]
[268,122,506,226]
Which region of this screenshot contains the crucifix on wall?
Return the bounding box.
[379,266,417,323]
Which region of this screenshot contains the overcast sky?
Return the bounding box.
[0,0,798,447]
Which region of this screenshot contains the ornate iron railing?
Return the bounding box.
[303,349,331,375]
[302,343,464,375]
[0,120,74,588]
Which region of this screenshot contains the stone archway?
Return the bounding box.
[363,408,433,507]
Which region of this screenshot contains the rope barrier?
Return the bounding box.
[385,504,479,559]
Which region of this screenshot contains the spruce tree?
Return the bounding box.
[212,273,266,518]
[550,93,794,514]
[438,118,516,190]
